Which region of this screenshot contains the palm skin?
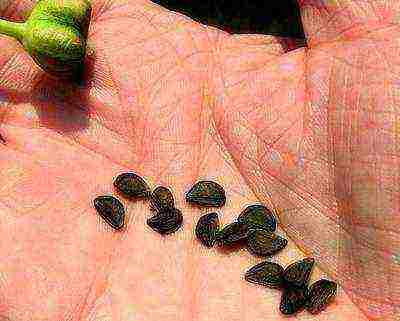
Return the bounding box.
[0,0,398,320]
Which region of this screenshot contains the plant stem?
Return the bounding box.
[0,19,26,42]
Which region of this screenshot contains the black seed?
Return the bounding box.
[244,261,284,288]
[185,180,226,207]
[147,208,183,235]
[246,229,287,256]
[238,204,276,232]
[150,186,175,211]
[305,279,337,314]
[113,172,150,199]
[279,286,307,315]
[215,222,250,246]
[93,195,125,230]
[195,212,220,247]
[283,258,315,288]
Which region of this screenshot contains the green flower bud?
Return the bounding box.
[0,0,92,82]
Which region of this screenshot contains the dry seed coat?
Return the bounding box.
[238,204,277,232]
[195,212,220,247]
[186,180,226,207]
[283,258,314,288]
[279,286,307,315]
[147,208,183,235]
[305,279,337,314]
[216,222,250,246]
[244,261,284,287]
[93,195,125,230]
[246,229,287,256]
[114,172,150,199]
[151,186,175,211]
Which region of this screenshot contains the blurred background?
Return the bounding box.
[152,0,304,39]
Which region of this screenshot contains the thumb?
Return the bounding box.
[298,0,397,47]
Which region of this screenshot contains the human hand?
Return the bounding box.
[0,0,397,320]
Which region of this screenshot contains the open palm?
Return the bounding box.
[0,0,398,320]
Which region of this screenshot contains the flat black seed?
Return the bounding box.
[147,208,183,235]
[246,229,288,257]
[216,222,250,246]
[113,172,150,199]
[305,279,337,314]
[195,212,220,247]
[244,261,284,288]
[283,257,315,288]
[93,195,125,230]
[280,286,307,315]
[238,204,276,232]
[150,186,175,211]
[185,180,226,207]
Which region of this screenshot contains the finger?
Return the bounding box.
[297,0,397,47]
[228,34,306,55]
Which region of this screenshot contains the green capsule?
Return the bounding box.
[0,0,92,81]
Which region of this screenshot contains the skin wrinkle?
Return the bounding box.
[0,0,396,320]
[214,24,398,320]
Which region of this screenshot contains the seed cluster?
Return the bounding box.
[245,258,337,315]
[93,172,183,235]
[93,175,338,316]
[195,203,287,257]
[191,182,337,316]
[147,186,183,235]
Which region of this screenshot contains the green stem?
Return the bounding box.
[0,19,26,42]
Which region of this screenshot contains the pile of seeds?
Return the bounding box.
[195,204,288,257]
[190,181,337,316]
[93,174,337,316]
[93,172,183,235]
[147,186,183,235]
[245,259,337,315]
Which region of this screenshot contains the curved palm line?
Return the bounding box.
[343,283,397,308]
[75,275,99,321]
[208,43,285,215]
[0,137,100,226]
[234,116,391,319]
[0,197,26,217]
[307,5,350,46]
[211,118,280,221]
[123,9,210,168]
[211,122,353,295]
[238,116,397,257]
[343,221,400,254]
[2,118,133,171]
[79,111,132,147]
[225,126,342,236]
[223,70,300,105]
[316,44,400,79]
[93,0,116,21]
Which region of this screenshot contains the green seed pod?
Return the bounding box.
[0,0,92,81]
